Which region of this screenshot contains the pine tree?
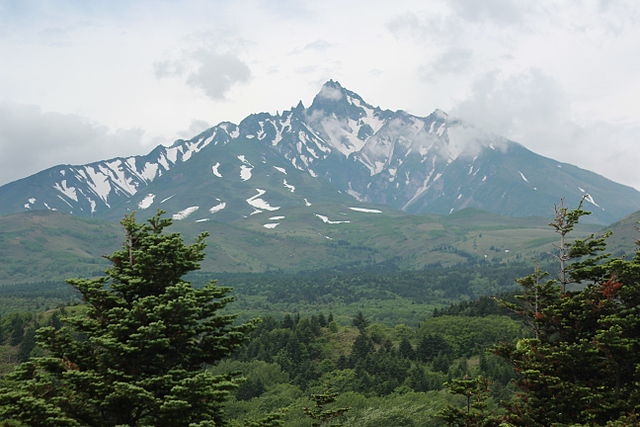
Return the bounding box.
[243,408,288,427]
[351,312,369,333]
[398,337,415,360]
[438,376,501,427]
[496,202,640,425]
[303,390,349,427]
[417,333,450,363]
[0,211,255,426]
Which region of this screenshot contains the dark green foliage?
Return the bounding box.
[398,337,415,360]
[351,312,369,332]
[432,294,516,318]
[438,376,501,426]
[416,334,451,363]
[243,408,288,427]
[0,211,255,426]
[16,327,36,362]
[236,314,326,389]
[237,377,266,401]
[303,390,350,427]
[496,203,640,425]
[203,262,534,306]
[350,333,374,362]
[406,366,431,391]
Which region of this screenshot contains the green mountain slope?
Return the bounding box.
[0,207,601,286]
[0,211,121,284]
[604,209,640,255]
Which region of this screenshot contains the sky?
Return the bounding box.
[1,0,639,189]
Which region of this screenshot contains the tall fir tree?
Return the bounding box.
[496,203,640,425]
[0,211,255,426]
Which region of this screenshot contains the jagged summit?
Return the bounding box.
[308,80,379,124]
[1,80,639,224]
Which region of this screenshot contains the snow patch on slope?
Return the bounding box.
[172,206,199,220]
[273,166,287,175]
[212,162,222,177]
[584,194,601,208]
[138,193,155,209]
[53,180,78,201]
[283,179,295,192]
[246,189,280,211]
[24,197,37,209]
[209,201,226,214]
[240,165,253,181]
[349,207,382,213]
[314,213,350,224]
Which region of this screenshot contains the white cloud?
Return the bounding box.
[155,50,251,100]
[425,48,473,77]
[186,51,251,100]
[448,0,531,24]
[316,85,343,101]
[176,119,211,139]
[0,103,145,186]
[452,69,568,147]
[452,69,640,188]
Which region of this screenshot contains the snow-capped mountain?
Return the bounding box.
[2,80,639,224]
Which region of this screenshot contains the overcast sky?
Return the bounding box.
[1,0,639,189]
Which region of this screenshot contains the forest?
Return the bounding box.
[0,204,639,426]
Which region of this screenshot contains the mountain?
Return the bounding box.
[2,80,639,224]
[0,208,602,286]
[604,209,640,255]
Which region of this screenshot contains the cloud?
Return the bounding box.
[186,51,251,100]
[290,39,333,55]
[452,69,567,146]
[448,0,529,24]
[176,119,211,139]
[451,69,640,188]
[316,85,343,101]
[0,103,146,186]
[386,12,432,41]
[155,49,251,100]
[424,48,473,78]
[153,59,185,78]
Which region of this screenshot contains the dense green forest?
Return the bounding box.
[1,205,639,425]
[0,261,537,324]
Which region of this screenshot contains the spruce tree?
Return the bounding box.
[0,211,255,426]
[438,376,501,426]
[496,203,640,425]
[303,390,349,427]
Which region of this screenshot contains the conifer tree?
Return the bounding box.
[303,390,349,427]
[398,337,415,360]
[351,311,369,332]
[496,203,640,425]
[438,376,501,427]
[0,211,255,426]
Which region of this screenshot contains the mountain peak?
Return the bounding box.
[3,80,640,225]
[314,80,349,103]
[432,109,448,120]
[309,80,373,119]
